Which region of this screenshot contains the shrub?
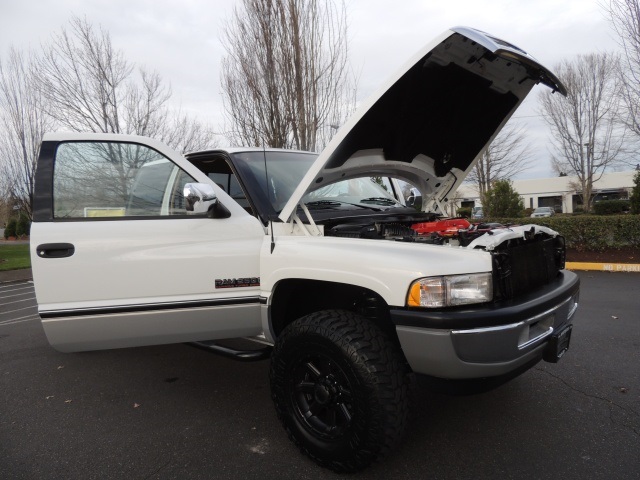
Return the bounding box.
[572,207,586,215]
[15,214,31,237]
[457,207,471,218]
[593,199,630,215]
[631,171,640,214]
[484,214,640,251]
[4,218,17,239]
[484,180,524,217]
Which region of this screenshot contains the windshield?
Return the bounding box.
[303,178,399,206]
[231,151,317,215]
[231,151,402,218]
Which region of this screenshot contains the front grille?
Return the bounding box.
[492,236,565,300]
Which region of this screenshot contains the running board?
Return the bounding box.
[187,340,272,362]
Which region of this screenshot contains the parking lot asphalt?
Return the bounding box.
[0,272,638,480]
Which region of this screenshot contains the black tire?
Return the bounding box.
[269,310,411,473]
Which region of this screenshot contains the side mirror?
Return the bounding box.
[184,183,217,214]
[405,188,422,208]
[183,183,231,219]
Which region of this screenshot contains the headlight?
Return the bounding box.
[407,273,493,308]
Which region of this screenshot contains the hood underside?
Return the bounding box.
[280,26,565,221]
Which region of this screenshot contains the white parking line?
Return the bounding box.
[0,281,33,288]
[0,278,38,326]
[0,282,33,290]
[0,311,40,322]
[0,291,34,301]
[0,305,38,316]
[0,283,33,294]
[0,316,39,326]
[0,285,34,293]
[1,298,37,307]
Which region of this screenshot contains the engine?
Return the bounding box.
[324,218,511,246]
[324,217,566,302]
[326,221,443,244]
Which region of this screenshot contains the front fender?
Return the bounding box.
[260,236,492,307]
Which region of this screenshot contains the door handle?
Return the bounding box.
[36,243,75,259]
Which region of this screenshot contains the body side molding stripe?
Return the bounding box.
[39,297,261,319]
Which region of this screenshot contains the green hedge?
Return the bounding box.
[593,200,630,215]
[457,207,471,218]
[483,215,640,251]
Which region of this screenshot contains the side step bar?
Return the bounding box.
[187,339,272,362]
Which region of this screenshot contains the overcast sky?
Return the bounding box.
[0,0,623,178]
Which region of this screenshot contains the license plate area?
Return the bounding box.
[543,324,572,363]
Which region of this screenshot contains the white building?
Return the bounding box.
[455,170,637,214]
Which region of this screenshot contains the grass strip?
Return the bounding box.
[0,244,31,271]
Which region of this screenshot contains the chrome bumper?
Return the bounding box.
[393,271,580,379]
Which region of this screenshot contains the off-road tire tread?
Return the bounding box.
[270,309,412,473]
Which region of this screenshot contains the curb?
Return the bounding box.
[566,262,640,273]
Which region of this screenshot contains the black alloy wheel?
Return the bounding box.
[270,310,411,473]
[290,349,355,439]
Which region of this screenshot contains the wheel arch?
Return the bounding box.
[268,278,398,342]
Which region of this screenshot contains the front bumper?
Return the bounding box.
[391,271,579,379]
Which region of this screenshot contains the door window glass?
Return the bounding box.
[53,142,196,218]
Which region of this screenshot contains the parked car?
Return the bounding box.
[472,206,484,219]
[531,206,555,217]
[30,27,577,473]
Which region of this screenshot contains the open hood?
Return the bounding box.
[279,26,565,221]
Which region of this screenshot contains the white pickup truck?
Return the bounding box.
[30,27,578,472]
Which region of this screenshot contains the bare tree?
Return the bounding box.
[466,123,533,198]
[221,0,355,151]
[604,0,640,139]
[0,47,55,218]
[35,16,214,153]
[539,53,625,212]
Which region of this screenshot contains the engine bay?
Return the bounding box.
[322,215,567,301]
[323,216,524,248]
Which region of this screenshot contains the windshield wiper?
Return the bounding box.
[304,200,381,211]
[359,197,398,205]
[304,200,342,207]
